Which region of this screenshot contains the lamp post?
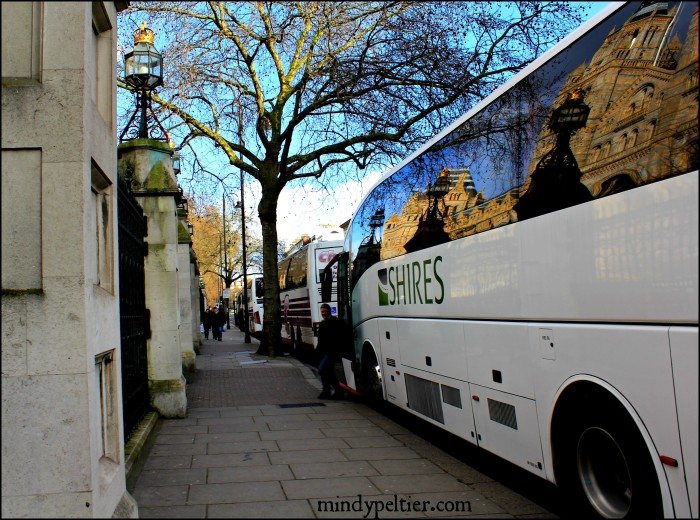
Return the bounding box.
[222,192,231,330]
[120,22,168,142]
[234,94,251,343]
[514,88,592,221]
[236,184,250,343]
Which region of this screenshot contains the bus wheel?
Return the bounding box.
[361,349,384,406]
[557,392,662,518]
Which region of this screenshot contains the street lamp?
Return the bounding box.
[171,151,181,176]
[120,22,168,142]
[236,193,250,343]
[514,88,593,221]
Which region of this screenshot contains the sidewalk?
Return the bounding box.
[131,326,554,518]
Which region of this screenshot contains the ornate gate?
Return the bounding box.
[117,177,151,440]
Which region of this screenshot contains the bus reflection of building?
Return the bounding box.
[514,89,593,221]
[378,1,697,258]
[404,170,452,253]
[353,208,385,275]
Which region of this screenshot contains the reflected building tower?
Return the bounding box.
[527,1,698,196]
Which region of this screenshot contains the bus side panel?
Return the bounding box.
[669,326,698,518]
[469,383,545,477]
[396,319,467,383]
[464,322,533,399]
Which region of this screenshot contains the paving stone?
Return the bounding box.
[142,455,192,471]
[268,448,349,465]
[206,440,279,454]
[191,452,270,468]
[276,437,351,451]
[341,447,421,461]
[307,411,366,421]
[369,474,471,495]
[267,420,331,431]
[135,468,207,487]
[208,464,294,484]
[437,462,494,484]
[219,408,263,417]
[470,481,552,517]
[138,505,206,518]
[153,433,196,445]
[148,443,207,456]
[321,426,387,437]
[368,459,444,476]
[282,476,382,499]
[194,431,261,444]
[322,419,378,429]
[207,500,315,518]
[344,436,404,449]
[157,424,208,435]
[132,485,188,507]
[195,416,256,426]
[258,428,326,441]
[253,414,313,424]
[290,460,379,479]
[187,481,285,504]
[207,422,271,433]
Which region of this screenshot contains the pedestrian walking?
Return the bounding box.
[316,303,347,399]
[212,306,224,341]
[202,308,212,340]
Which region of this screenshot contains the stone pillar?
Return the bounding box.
[117,139,186,418]
[191,258,202,355]
[177,210,196,381]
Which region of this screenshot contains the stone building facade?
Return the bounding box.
[2,2,136,517]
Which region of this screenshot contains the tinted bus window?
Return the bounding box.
[350,1,698,287]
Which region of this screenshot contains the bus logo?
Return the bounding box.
[378,256,444,306]
[378,269,389,306]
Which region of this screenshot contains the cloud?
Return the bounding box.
[272,169,386,246]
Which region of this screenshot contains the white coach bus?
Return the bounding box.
[322,2,698,517]
[279,233,344,355]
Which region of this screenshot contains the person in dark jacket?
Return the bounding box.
[316,303,347,399]
[202,308,212,340]
[212,307,224,341]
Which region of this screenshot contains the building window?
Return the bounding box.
[95,350,119,462]
[91,161,114,293]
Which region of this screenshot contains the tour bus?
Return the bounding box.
[279,233,344,355]
[322,2,698,518]
[232,273,264,337]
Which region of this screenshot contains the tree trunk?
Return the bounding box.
[256,185,282,357]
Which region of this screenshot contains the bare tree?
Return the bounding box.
[118,1,588,355]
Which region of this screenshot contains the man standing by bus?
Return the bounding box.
[317,303,346,399]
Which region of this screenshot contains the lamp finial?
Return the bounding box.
[133,21,155,44]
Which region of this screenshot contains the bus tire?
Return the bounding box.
[361,347,384,407]
[555,388,662,519]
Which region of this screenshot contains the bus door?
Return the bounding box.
[321,253,356,389]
